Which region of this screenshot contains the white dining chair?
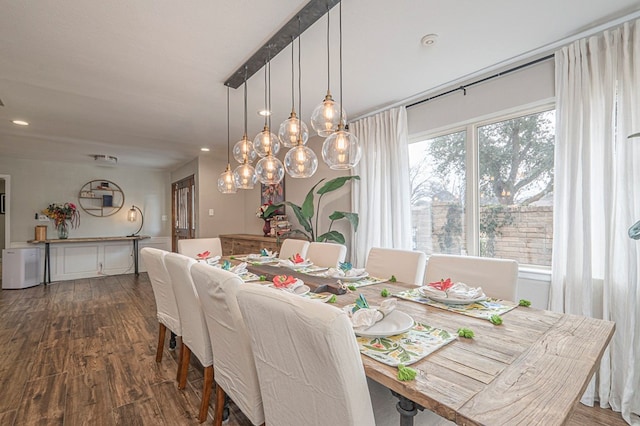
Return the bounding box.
[365,247,427,285]
[306,241,347,268]
[425,254,519,301]
[177,237,223,259]
[164,252,214,423]
[278,239,310,260]
[140,247,182,372]
[191,264,265,426]
[236,284,447,426]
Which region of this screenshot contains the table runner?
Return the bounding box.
[356,322,456,366]
[394,288,517,321]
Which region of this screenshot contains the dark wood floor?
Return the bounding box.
[0,274,629,425]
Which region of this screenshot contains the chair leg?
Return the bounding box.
[199,365,214,423]
[214,382,226,426]
[176,339,184,382]
[178,344,191,390]
[156,323,167,363]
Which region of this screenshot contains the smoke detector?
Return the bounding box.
[94,155,118,166]
[421,34,439,46]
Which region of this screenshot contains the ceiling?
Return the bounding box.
[1,1,639,170]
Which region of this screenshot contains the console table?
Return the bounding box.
[219,234,283,256]
[28,235,150,284]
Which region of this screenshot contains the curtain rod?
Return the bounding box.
[406,54,554,109]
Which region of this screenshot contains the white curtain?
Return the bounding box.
[350,107,412,267]
[552,19,640,425]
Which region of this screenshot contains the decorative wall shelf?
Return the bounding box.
[78,179,124,217]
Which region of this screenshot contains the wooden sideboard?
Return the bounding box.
[219,234,283,256]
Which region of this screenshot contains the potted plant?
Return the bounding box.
[42,202,80,239]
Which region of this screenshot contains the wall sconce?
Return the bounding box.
[128,205,144,236]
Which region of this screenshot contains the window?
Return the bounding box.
[410,107,555,267]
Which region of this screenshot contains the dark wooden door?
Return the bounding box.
[172,175,195,252]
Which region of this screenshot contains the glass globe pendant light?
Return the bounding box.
[255,56,284,184]
[311,7,345,137]
[285,23,317,178]
[322,1,362,169]
[254,58,280,157]
[233,71,257,189]
[232,68,257,165]
[218,85,237,193]
[279,36,309,148]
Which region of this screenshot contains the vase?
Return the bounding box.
[263,219,271,237]
[57,222,69,239]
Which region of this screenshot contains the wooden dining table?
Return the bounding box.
[241,261,615,426]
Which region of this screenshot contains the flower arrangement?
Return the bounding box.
[42,202,80,228]
[256,202,275,220]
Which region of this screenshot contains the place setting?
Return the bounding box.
[394,278,518,321]
[310,262,387,287]
[195,250,221,265]
[237,248,280,265]
[343,294,456,366]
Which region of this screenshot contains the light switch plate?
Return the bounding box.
[208,209,214,216]
[161,215,167,221]
[38,214,49,222]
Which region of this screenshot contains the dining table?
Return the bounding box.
[231,258,615,426]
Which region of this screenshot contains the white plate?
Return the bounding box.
[418,287,487,305]
[331,272,369,281]
[247,255,277,263]
[355,310,414,338]
[268,284,310,296]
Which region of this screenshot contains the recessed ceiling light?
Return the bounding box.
[258,110,271,117]
[421,34,438,46]
[12,120,29,126]
[201,147,210,152]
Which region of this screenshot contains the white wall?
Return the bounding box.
[0,157,171,243]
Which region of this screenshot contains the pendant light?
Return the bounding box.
[279,36,309,148]
[256,59,285,184]
[322,1,362,169]
[218,85,237,193]
[311,6,345,137]
[232,68,257,165]
[285,20,318,178]
[233,71,258,189]
[254,54,280,158]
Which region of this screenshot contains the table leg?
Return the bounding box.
[133,239,139,275]
[392,391,423,426]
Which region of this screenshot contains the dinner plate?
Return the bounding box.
[268,284,310,296]
[247,255,277,263]
[354,310,414,338]
[418,287,487,304]
[331,272,369,281]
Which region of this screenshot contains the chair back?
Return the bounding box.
[236,284,375,426]
[164,252,213,367]
[365,247,427,286]
[191,264,264,425]
[141,247,181,335]
[306,242,347,268]
[425,254,519,301]
[177,237,223,259]
[278,239,310,260]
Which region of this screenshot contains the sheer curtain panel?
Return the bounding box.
[351,107,412,267]
[553,19,639,425]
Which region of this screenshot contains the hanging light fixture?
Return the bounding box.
[311,6,345,138]
[256,58,285,184]
[279,35,309,148]
[218,85,238,194]
[254,52,280,158]
[322,1,362,169]
[232,67,257,165]
[233,71,258,189]
[285,19,318,178]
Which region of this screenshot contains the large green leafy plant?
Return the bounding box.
[264,176,360,244]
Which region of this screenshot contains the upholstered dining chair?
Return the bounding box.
[277,239,310,260]
[425,254,519,301]
[306,241,347,268]
[164,252,214,423]
[140,247,182,368]
[365,247,427,285]
[191,264,265,426]
[177,237,223,259]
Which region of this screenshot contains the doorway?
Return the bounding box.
[171,175,195,252]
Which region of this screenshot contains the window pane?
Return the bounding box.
[410,130,466,255]
[478,110,555,266]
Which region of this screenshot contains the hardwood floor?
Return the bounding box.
[0,274,629,425]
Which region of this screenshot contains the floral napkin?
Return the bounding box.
[420,281,486,302]
[272,275,305,293]
[326,267,367,278]
[344,298,397,329]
